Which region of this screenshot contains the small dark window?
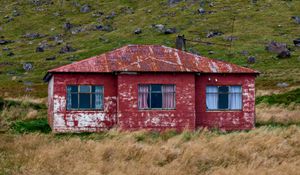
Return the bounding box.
[206,85,242,110]
[66,85,104,110]
[138,84,175,110]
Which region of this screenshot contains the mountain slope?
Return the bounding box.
[0,0,299,97]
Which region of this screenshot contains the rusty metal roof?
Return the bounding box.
[48,44,259,74]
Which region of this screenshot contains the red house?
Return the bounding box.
[44,45,259,133]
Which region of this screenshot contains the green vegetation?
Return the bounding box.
[12,118,51,133]
[256,88,300,105]
[0,0,299,98]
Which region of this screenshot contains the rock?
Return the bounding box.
[2,47,10,51]
[7,52,14,57]
[276,82,289,88]
[153,24,165,31]
[12,10,20,17]
[134,28,142,34]
[241,50,249,56]
[50,34,64,44]
[198,8,205,15]
[23,63,33,71]
[291,16,300,24]
[92,11,104,17]
[164,27,176,34]
[224,36,238,41]
[247,56,256,64]
[120,7,134,14]
[0,39,13,45]
[266,41,291,58]
[23,32,45,39]
[4,16,14,23]
[207,31,223,38]
[208,50,214,54]
[71,27,85,34]
[36,46,44,52]
[45,56,56,61]
[168,0,182,5]
[59,44,76,54]
[102,25,113,32]
[209,2,214,7]
[106,12,116,19]
[80,4,91,13]
[63,22,73,30]
[30,0,53,6]
[277,50,291,58]
[293,38,300,46]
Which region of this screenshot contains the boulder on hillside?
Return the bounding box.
[266,41,291,58]
[23,32,45,39]
[164,27,176,34]
[0,39,13,45]
[168,0,182,5]
[63,22,73,30]
[207,31,223,38]
[59,44,76,54]
[293,38,300,46]
[247,56,256,64]
[134,28,142,34]
[291,16,300,24]
[80,4,91,13]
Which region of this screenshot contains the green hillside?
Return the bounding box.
[0,0,299,97]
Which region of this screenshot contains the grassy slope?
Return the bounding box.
[0,0,299,97]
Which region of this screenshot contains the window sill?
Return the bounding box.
[138,109,176,111]
[66,109,104,112]
[206,110,242,112]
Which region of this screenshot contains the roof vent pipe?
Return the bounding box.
[176,35,186,51]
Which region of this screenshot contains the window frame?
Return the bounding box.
[138,84,176,110]
[66,85,104,111]
[206,85,243,111]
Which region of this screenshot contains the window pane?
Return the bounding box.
[206,86,218,110]
[218,86,229,109]
[151,93,162,108]
[71,94,78,109]
[229,86,242,110]
[79,93,91,108]
[151,84,161,92]
[70,85,78,92]
[219,86,229,93]
[80,85,90,93]
[91,94,95,108]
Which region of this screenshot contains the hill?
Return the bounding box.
[0,0,300,97]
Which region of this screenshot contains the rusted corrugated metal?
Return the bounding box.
[48,45,259,74]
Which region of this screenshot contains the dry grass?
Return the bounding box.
[256,104,300,124]
[256,86,300,97]
[0,126,300,175]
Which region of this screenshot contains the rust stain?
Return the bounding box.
[48,45,259,74]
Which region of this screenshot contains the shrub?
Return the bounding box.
[12,118,51,134]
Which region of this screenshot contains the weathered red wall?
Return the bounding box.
[117,73,196,131]
[195,74,256,131]
[47,76,54,129]
[52,73,117,132]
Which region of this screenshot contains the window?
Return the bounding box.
[138,84,175,110]
[66,85,104,110]
[206,86,242,110]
